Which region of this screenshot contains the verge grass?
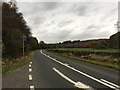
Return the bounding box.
[49,48,120,71]
[52,48,119,53]
[2,52,34,74]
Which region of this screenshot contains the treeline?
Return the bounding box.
[39,32,120,49]
[2,1,38,58]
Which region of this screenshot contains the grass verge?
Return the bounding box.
[50,51,120,71]
[2,52,34,74]
[51,48,119,53]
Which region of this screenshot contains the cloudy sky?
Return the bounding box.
[15,0,118,43]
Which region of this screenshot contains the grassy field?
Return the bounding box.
[49,48,120,70]
[51,48,119,53]
[2,52,34,74]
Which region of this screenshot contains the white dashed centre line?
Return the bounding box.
[28,61,35,89]
[30,62,32,64]
[29,68,32,72]
[29,64,32,68]
[29,74,32,81]
[30,85,35,90]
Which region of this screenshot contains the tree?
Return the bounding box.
[2,2,32,57]
[39,41,47,49]
[27,37,38,51]
[109,32,120,49]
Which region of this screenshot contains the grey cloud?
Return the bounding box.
[51,20,55,24]
[18,2,58,15]
[110,8,117,13]
[31,17,45,27]
[86,23,109,32]
[68,2,109,17]
[101,8,117,21]
[77,6,88,16]
[17,2,117,43]
[86,24,101,31]
[70,32,93,41]
[86,24,95,30]
[57,20,73,28]
[31,2,58,11]
[70,3,90,16]
[42,2,58,10]
[40,29,72,43]
[18,2,58,29]
[73,29,101,41]
[17,3,42,16]
[38,30,71,43]
[56,29,72,39]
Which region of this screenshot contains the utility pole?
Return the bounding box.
[23,34,26,58]
[118,1,120,49]
[118,1,120,32]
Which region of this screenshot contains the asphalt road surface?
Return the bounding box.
[2,50,120,89]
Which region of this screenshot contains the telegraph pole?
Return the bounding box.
[118,1,120,32]
[23,34,26,58]
[118,1,120,49]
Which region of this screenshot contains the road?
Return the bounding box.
[32,50,120,89]
[2,50,120,89]
[2,64,30,89]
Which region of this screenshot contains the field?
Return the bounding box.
[48,48,120,70]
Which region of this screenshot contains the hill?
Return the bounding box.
[39,32,120,49]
